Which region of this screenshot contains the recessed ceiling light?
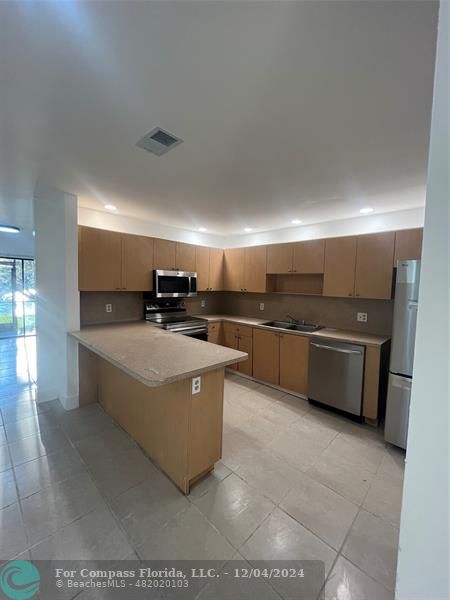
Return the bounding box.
[0,225,20,233]
[198,227,207,232]
[291,219,302,225]
[244,227,253,233]
[104,204,117,211]
[360,207,374,214]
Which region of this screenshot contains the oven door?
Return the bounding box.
[154,270,196,298]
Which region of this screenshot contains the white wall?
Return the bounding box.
[34,187,80,409]
[224,207,425,248]
[79,205,424,249]
[396,3,449,598]
[0,230,34,258]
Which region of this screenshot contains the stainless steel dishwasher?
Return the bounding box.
[308,340,365,416]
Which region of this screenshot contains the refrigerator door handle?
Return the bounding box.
[391,374,412,390]
[408,301,419,310]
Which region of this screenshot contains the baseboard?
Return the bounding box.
[59,394,79,411]
[225,368,308,401]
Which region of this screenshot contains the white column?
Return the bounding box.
[33,186,80,410]
[396,2,449,598]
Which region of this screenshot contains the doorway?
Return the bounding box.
[0,257,36,399]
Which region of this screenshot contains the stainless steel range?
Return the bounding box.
[144,299,208,340]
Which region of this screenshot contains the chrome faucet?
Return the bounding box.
[287,314,306,325]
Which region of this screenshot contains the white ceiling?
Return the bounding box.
[0,1,438,236]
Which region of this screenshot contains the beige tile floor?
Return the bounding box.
[0,367,405,600]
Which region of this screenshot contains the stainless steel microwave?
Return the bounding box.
[153,270,197,298]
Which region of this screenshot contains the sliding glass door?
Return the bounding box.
[0,257,35,338]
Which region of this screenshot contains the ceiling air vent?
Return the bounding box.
[136,127,183,156]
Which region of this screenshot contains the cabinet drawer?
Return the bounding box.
[229,323,253,338]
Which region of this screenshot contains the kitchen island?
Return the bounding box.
[70,322,247,494]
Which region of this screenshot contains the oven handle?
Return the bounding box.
[310,342,362,355]
[170,326,208,335]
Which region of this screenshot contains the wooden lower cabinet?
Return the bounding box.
[83,349,224,494]
[279,334,309,395]
[221,322,253,375]
[237,334,253,377]
[252,329,280,385]
[207,322,222,345]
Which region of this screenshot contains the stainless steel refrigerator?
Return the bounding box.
[384,259,421,449]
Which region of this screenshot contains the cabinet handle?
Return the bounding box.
[355,293,360,296]
[348,292,353,296]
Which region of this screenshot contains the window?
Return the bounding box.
[0,257,35,337]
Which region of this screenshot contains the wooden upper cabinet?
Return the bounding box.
[209,248,224,291]
[253,328,280,385]
[323,236,358,297]
[223,248,245,291]
[394,228,423,265]
[175,243,196,272]
[292,240,325,273]
[354,232,395,300]
[279,334,309,395]
[79,226,123,291]
[244,246,267,292]
[267,244,293,273]
[196,246,210,291]
[122,234,154,291]
[154,239,176,270]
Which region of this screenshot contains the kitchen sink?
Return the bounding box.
[262,320,323,333]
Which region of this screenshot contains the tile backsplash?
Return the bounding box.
[80,290,393,336]
[80,292,223,326]
[221,292,394,336]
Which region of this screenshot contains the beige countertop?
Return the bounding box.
[70,322,247,388]
[199,314,390,347]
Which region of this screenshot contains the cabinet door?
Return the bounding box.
[323,237,358,298]
[196,246,210,291]
[237,335,253,377]
[253,329,279,385]
[267,244,293,273]
[222,323,239,370]
[208,322,222,345]
[354,232,395,300]
[292,240,325,274]
[209,248,224,291]
[176,243,196,272]
[223,248,245,291]
[79,226,122,291]
[154,239,176,270]
[122,234,154,291]
[279,334,309,395]
[244,246,267,292]
[394,228,423,265]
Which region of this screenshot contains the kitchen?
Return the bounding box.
[0,1,447,599]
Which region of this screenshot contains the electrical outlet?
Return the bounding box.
[192,376,201,395]
[259,303,265,311]
[201,299,206,308]
[357,312,368,323]
[106,304,112,313]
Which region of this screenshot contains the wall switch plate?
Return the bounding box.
[201,300,206,308]
[357,312,368,323]
[106,304,112,313]
[259,303,265,311]
[192,376,201,395]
